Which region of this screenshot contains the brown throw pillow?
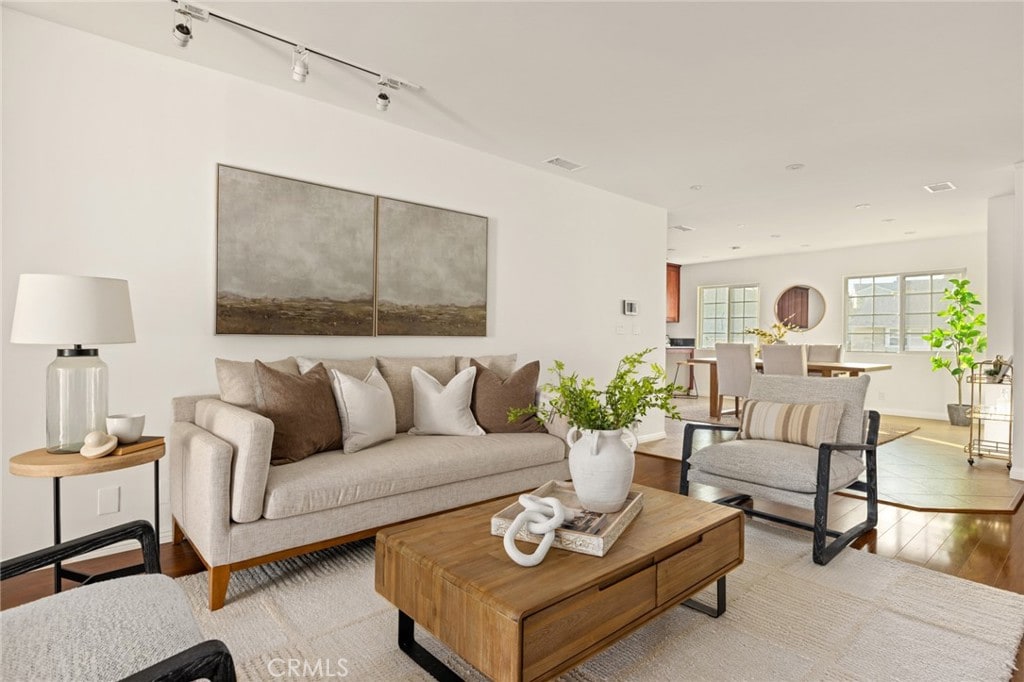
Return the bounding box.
[253,361,343,465]
[470,360,546,434]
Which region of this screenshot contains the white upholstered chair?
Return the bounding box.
[680,374,880,565]
[761,343,808,376]
[807,344,845,376]
[715,343,755,418]
[807,344,843,363]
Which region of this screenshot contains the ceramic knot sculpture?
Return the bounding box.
[503,494,576,567]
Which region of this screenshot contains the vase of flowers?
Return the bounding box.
[511,348,681,512]
[744,318,799,355]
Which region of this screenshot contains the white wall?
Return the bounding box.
[987,194,1016,353]
[1011,164,1024,482]
[1,11,668,558]
[668,234,991,420]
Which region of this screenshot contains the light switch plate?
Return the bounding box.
[98,486,120,515]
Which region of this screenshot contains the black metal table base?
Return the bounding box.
[52,460,160,593]
[396,576,727,681]
[681,575,727,618]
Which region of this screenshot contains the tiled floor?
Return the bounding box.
[637,397,1023,513]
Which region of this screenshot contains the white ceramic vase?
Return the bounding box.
[565,427,638,513]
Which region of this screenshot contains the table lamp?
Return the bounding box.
[10,274,136,453]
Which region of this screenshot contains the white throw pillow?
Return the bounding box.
[409,366,485,436]
[330,368,397,453]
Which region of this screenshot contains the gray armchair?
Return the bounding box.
[1,520,234,682]
[680,374,879,565]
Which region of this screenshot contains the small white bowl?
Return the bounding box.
[106,414,145,444]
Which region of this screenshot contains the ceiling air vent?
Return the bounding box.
[924,181,956,193]
[544,156,586,172]
[670,225,696,232]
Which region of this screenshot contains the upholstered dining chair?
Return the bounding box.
[680,374,880,565]
[761,343,808,376]
[715,342,756,419]
[1,520,235,681]
[807,344,845,376]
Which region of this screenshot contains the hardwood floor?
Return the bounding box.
[3,455,1022,678]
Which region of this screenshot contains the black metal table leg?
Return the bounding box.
[154,460,160,543]
[682,576,727,618]
[397,611,463,681]
[53,477,62,593]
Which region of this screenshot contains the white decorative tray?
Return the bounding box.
[490,480,644,557]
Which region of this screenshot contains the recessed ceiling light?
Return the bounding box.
[544,156,585,172]
[770,234,781,239]
[882,218,896,223]
[785,163,805,171]
[800,244,811,248]
[690,184,703,191]
[670,224,697,232]
[924,181,956,193]
[730,245,741,250]
[701,255,710,259]
[668,248,678,252]
[904,230,917,235]
[736,224,746,229]
[854,203,871,210]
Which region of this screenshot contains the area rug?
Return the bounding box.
[176,522,1024,681]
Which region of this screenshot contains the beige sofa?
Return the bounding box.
[169,355,569,610]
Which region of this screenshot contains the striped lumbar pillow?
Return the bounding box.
[739,400,844,448]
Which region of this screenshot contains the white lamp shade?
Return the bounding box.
[10,274,136,345]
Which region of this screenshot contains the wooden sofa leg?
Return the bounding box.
[171,518,185,545]
[209,566,231,611]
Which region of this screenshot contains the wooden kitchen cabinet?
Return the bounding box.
[666,263,680,323]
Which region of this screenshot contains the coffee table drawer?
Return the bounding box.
[656,516,741,605]
[522,564,657,681]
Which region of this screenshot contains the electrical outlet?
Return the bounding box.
[632,325,640,335]
[878,391,886,400]
[615,325,626,335]
[97,486,120,515]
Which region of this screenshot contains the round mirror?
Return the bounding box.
[774,285,826,331]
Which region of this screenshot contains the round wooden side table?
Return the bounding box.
[9,436,165,594]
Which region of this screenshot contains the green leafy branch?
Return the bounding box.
[921,278,987,406]
[509,348,683,430]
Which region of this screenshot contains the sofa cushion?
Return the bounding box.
[689,439,865,494]
[262,432,566,519]
[377,356,457,432]
[330,368,396,453]
[215,357,299,409]
[296,356,376,379]
[456,353,517,379]
[739,400,843,448]
[471,360,546,434]
[254,361,343,465]
[409,366,485,436]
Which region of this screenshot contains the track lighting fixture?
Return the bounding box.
[291,46,309,83]
[168,1,422,111]
[172,10,192,47]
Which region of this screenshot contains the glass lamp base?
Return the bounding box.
[46,350,108,454]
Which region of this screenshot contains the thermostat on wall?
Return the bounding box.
[622,300,639,316]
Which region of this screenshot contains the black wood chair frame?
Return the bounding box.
[1,520,235,682]
[680,410,880,565]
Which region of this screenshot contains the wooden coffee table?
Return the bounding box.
[375,484,743,681]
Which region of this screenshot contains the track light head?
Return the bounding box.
[376,90,390,112]
[172,13,192,47]
[291,46,309,83]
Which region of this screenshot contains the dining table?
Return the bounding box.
[685,357,893,419]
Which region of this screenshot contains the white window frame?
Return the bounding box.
[843,269,966,354]
[697,284,760,349]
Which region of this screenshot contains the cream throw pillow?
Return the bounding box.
[409,366,485,436]
[330,368,397,454]
[739,400,844,448]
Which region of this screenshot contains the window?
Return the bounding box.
[698,284,759,349]
[844,270,964,353]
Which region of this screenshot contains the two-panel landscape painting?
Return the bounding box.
[216,165,487,337]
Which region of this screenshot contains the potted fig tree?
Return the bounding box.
[922,278,987,426]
